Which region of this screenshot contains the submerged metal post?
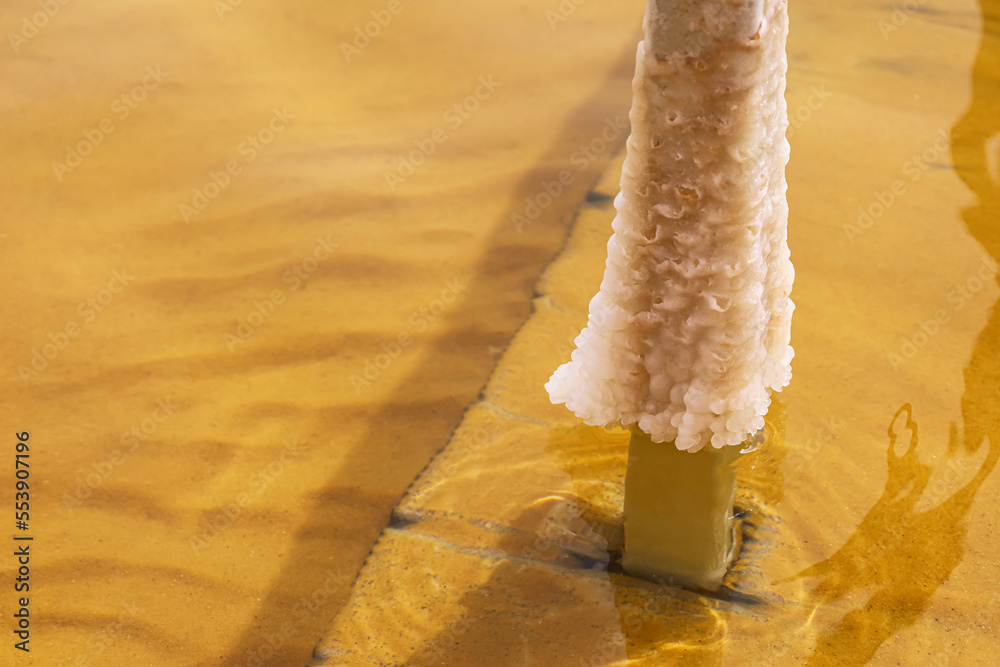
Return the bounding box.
[622,426,741,590]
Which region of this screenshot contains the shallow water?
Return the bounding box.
[1,0,997,665]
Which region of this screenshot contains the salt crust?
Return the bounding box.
[546,0,794,451]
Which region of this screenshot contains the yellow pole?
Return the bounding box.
[622,426,742,591]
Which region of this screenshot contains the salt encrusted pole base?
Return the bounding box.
[622,427,741,590]
[544,0,793,451]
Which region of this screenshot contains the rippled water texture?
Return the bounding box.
[1,0,997,665]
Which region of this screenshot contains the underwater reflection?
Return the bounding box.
[952,0,1000,460]
[791,400,997,665]
[792,4,1000,660]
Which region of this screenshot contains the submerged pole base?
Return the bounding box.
[622,426,741,591]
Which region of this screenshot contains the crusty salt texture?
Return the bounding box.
[546,0,794,452]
